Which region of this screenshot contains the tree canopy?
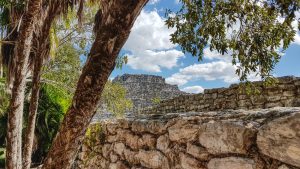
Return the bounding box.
[167,0,300,81]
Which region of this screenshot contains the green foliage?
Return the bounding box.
[166,0,300,82]
[0,78,9,116]
[101,81,133,117]
[152,97,161,105]
[42,42,82,97]
[115,55,129,70]
[0,147,5,167]
[24,84,70,162]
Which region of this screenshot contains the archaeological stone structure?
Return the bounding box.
[139,76,300,114]
[112,74,187,111]
[74,76,300,169]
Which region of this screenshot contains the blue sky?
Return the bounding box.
[111,0,300,93]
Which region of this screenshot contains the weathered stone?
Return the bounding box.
[113,142,125,157]
[168,124,199,142]
[132,121,167,134]
[109,161,129,169]
[186,143,209,161]
[110,152,119,163]
[138,134,156,149]
[124,149,139,165]
[179,153,205,169]
[156,134,170,153]
[207,157,255,169]
[257,112,300,167]
[112,74,186,111]
[136,150,169,169]
[199,122,256,154]
[278,165,290,169]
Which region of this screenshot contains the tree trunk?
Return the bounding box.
[22,3,62,168]
[42,1,148,168]
[22,56,42,169]
[5,0,42,168]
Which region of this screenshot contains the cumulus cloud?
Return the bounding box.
[166,61,260,86]
[123,10,184,72]
[181,86,204,93]
[149,0,160,4]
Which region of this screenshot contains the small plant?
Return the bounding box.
[152,97,161,105]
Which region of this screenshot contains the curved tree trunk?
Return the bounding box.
[42,1,148,168]
[5,0,42,168]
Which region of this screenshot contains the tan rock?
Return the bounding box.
[168,124,199,142]
[138,134,156,149]
[257,112,300,168]
[278,165,290,169]
[179,153,205,169]
[110,152,119,163]
[136,150,169,169]
[113,142,125,157]
[156,134,170,153]
[186,143,210,161]
[124,149,139,165]
[207,157,255,169]
[132,121,166,134]
[199,122,256,154]
[109,161,129,169]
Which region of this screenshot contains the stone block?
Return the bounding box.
[179,153,205,169]
[257,112,300,167]
[199,122,256,154]
[207,157,255,169]
[186,143,210,161]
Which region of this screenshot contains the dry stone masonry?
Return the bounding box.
[75,107,300,169]
[140,76,300,114]
[74,76,300,169]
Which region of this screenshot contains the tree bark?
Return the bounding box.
[22,3,62,168]
[42,1,148,168]
[22,55,43,169]
[5,0,42,168]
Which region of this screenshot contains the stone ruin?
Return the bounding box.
[74,76,300,169]
[112,74,187,111]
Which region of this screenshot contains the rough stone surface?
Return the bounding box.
[198,122,256,154]
[113,74,187,111]
[140,76,300,114]
[257,112,300,167]
[75,107,300,169]
[207,157,256,169]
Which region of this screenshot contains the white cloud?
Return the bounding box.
[123,10,184,72]
[166,61,260,86]
[149,0,160,4]
[181,86,204,93]
[203,48,232,61]
[127,50,184,72]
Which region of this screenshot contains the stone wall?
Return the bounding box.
[75,107,300,169]
[112,74,187,111]
[139,76,300,114]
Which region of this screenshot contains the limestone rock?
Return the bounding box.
[257,112,300,167]
[156,134,170,153]
[199,122,256,154]
[168,124,199,142]
[278,165,290,169]
[186,143,209,161]
[207,157,255,169]
[136,150,169,169]
[109,161,129,169]
[179,153,205,169]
